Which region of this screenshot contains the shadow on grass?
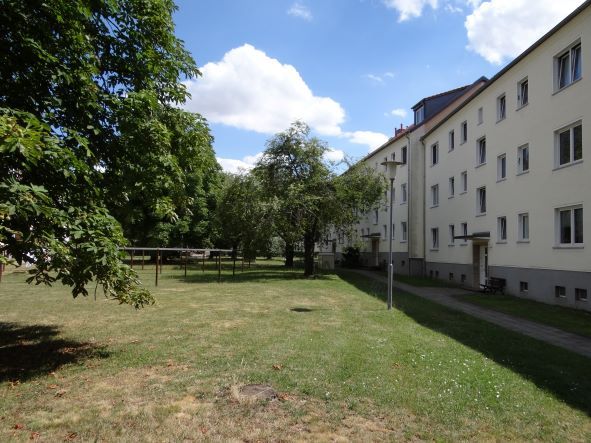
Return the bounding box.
[338,269,591,416]
[0,322,110,383]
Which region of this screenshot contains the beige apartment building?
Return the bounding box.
[323,1,590,310]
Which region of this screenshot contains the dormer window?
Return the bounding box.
[414,105,425,124]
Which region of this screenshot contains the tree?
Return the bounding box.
[0,0,221,303]
[254,122,385,276]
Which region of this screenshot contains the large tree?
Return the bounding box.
[254,122,385,276]
[0,0,220,304]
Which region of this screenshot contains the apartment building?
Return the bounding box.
[324,1,590,310]
[423,1,590,310]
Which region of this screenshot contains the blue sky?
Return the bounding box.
[173,0,584,172]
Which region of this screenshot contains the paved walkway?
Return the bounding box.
[350,269,591,359]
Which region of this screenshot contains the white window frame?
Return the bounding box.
[575,288,588,301]
[373,208,379,225]
[497,94,506,121]
[556,205,583,246]
[431,143,439,165]
[449,176,455,198]
[497,216,507,242]
[431,184,439,207]
[461,121,468,144]
[431,227,439,250]
[477,107,483,125]
[477,187,486,215]
[401,221,407,242]
[461,223,468,244]
[448,130,455,151]
[415,105,425,124]
[555,286,566,298]
[401,183,407,203]
[401,146,407,164]
[555,41,582,91]
[518,212,530,242]
[383,224,387,239]
[555,121,582,168]
[449,224,455,245]
[517,77,528,108]
[460,171,467,193]
[392,223,395,240]
[476,137,486,166]
[517,144,529,174]
[497,153,506,181]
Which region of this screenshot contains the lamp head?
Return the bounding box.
[380,160,403,180]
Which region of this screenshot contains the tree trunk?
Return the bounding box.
[284,242,294,267]
[303,232,315,277]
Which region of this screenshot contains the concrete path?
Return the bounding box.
[350,269,591,359]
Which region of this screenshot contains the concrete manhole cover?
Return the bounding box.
[239,384,277,400]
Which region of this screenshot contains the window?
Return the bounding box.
[373,209,379,224]
[497,216,507,242]
[431,184,439,207]
[576,288,588,301]
[557,206,583,245]
[401,222,407,241]
[449,130,455,151]
[477,187,486,214]
[520,281,529,293]
[431,143,439,165]
[431,228,439,249]
[555,286,566,298]
[449,273,454,281]
[497,94,506,121]
[461,171,467,193]
[461,223,468,243]
[449,177,455,197]
[497,154,506,180]
[518,213,529,241]
[477,137,486,165]
[383,224,387,239]
[556,122,582,167]
[556,42,582,90]
[401,183,407,203]
[449,224,455,245]
[461,274,466,283]
[415,105,424,124]
[517,144,529,173]
[518,78,528,107]
[401,146,408,164]
[461,121,468,144]
[391,152,396,161]
[477,107,483,125]
[392,223,395,240]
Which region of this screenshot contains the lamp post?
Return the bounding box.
[380,160,402,310]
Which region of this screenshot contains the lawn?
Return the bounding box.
[455,292,591,339]
[1,261,590,441]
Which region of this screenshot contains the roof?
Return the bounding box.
[411,78,487,110]
[421,0,591,141]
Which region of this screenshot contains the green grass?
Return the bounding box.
[456,292,591,338]
[393,273,460,288]
[0,261,590,441]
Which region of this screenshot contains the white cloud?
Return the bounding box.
[324,148,346,163]
[445,3,463,14]
[365,74,385,83]
[288,1,313,20]
[344,131,390,152]
[382,0,439,22]
[465,0,585,64]
[183,44,345,137]
[390,108,408,118]
[216,152,263,174]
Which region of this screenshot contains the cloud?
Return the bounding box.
[365,74,384,83]
[382,0,439,22]
[324,148,345,163]
[390,108,408,118]
[445,3,463,14]
[288,1,313,20]
[183,44,345,137]
[216,152,262,174]
[465,0,586,64]
[344,131,390,152]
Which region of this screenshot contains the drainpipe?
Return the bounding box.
[405,132,412,276]
[420,137,427,277]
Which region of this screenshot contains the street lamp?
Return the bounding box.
[380,160,402,310]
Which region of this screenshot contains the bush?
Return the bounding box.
[341,246,361,268]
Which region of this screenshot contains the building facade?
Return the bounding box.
[324,1,590,311]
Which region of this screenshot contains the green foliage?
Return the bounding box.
[254,121,385,275]
[0,110,152,307]
[341,246,361,268]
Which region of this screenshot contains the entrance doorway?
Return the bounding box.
[472,243,489,287]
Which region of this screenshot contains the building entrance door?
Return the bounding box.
[371,239,380,267]
[479,245,488,285]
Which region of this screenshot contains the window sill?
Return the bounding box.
[448,244,455,247]
[516,170,529,176]
[475,212,487,217]
[400,202,407,205]
[448,195,455,199]
[448,148,455,153]
[496,177,507,183]
[553,159,583,171]
[496,117,506,124]
[429,248,439,252]
[553,245,584,249]
[459,191,467,195]
[400,240,407,243]
[516,102,529,111]
[552,77,583,95]
[517,240,530,244]
[430,204,439,208]
[475,162,487,169]
[460,243,468,246]
[496,241,507,244]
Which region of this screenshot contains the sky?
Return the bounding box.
[173,0,586,173]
